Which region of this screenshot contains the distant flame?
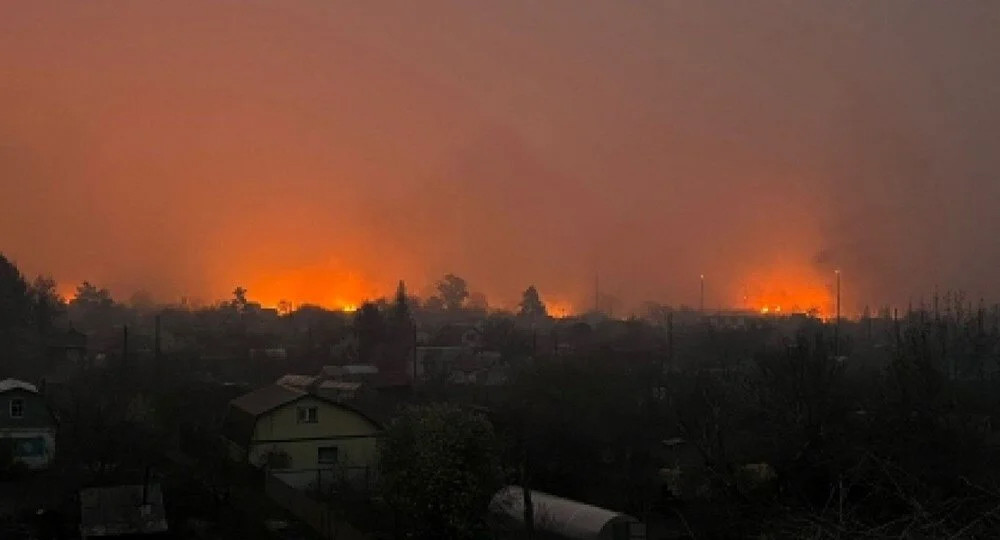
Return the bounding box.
[545,299,574,318]
[243,264,376,312]
[742,266,833,318]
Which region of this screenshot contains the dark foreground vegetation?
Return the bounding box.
[3,252,1000,538]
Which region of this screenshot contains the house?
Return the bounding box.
[223,384,381,490]
[276,373,363,401]
[79,483,168,538]
[46,327,88,365]
[410,348,507,385]
[489,486,645,540]
[0,379,57,470]
[427,324,483,348]
[319,364,379,383]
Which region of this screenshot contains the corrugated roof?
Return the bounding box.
[489,486,637,540]
[229,384,305,416]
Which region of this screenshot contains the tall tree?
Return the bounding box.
[467,292,489,312]
[381,281,416,373]
[354,301,385,364]
[72,281,114,310]
[436,274,470,311]
[29,275,65,336]
[68,281,118,333]
[518,285,548,319]
[391,280,411,324]
[231,286,249,312]
[0,254,31,364]
[0,254,30,331]
[379,404,502,540]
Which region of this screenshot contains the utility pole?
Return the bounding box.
[154,314,162,365]
[699,274,705,314]
[122,325,129,369]
[834,270,841,356]
[666,312,674,373]
[865,305,872,342]
[934,286,940,322]
[594,273,600,314]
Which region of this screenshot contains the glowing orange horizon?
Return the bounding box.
[544,299,574,318]
[740,266,835,318]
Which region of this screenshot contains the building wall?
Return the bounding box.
[247,397,379,474]
[0,388,57,470]
[0,389,55,429]
[0,429,56,469]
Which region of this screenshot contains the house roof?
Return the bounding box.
[0,379,38,394]
[80,484,168,537]
[429,324,482,347]
[320,364,379,378]
[275,374,317,389]
[47,328,87,350]
[318,380,362,391]
[224,384,383,448]
[229,383,306,416]
[489,486,638,540]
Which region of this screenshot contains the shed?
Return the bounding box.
[489,486,644,540]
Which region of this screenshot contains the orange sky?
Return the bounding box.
[2,2,999,316]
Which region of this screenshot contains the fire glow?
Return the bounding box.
[742,267,834,318]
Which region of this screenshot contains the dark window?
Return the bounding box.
[297,406,318,424]
[9,399,23,419]
[12,437,45,458]
[318,446,339,465]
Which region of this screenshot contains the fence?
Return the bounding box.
[265,473,368,540]
[271,465,375,494]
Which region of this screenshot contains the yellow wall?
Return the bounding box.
[247,397,380,472]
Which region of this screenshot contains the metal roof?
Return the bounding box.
[0,379,38,394]
[489,486,639,540]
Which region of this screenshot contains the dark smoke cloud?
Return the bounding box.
[1,1,997,313]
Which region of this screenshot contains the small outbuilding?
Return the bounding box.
[489,486,645,540]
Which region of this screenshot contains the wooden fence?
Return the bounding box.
[265,473,368,540]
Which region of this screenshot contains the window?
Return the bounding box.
[318,446,339,465]
[9,399,23,419]
[12,437,44,458]
[297,406,318,424]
